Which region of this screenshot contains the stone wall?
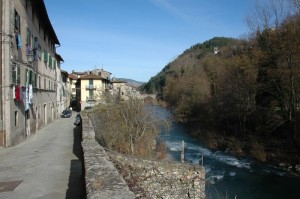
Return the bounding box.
[109,151,206,199]
[81,111,206,199]
[81,113,135,199]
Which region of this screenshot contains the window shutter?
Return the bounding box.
[14,10,20,32]
[25,69,28,84]
[11,64,16,84]
[16,65,20,84]
[26,28,31,46]
[53,60,56,70]
[44,50,48,62]
[30,70,33,84]
[34,73,37,88]
[49,56,52,68]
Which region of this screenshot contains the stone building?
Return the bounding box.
[57,68,69,117]
[75,72,110,110]
[111,78,141,100]
[0,0,65,146]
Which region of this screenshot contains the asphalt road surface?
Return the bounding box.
[0,112,85,199]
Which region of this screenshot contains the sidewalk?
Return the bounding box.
[0,113,85,199]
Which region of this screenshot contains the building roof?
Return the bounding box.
[55,53,64,62]
[68,74,78,80]
[80,73,106,80]
[72,71,86,75]
[61,70,68,75]
[111,80,127,84]
[92,68,112,75]
[31,0,60,45]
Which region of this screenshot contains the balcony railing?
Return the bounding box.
[86,85,96,90]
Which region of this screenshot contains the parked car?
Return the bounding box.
[61,109,72,118]
[74,113,81,126]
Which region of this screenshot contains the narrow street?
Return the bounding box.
[0,112,85,199]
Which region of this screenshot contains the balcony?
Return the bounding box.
[86,85,96,90]
[86,96,96,101]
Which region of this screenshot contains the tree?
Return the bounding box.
[247,0,300,141]
[92,97,170,158]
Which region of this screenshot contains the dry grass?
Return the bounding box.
[250,139,267,162]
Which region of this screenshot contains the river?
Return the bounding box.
[147,105,300,199]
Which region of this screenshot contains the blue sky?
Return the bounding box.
[44,0,254,82]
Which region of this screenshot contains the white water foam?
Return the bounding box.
[164,140,252,170]
[211,151,252,169]
[229,171,236,176]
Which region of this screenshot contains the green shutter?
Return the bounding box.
[25,69,28,84]
[44,50,48,62]
[16,65,20,84]
[29,70,33,84]
[53,60,56,70]
[26,28,31,46]
[34,73,37,88]
[49,56,52,68]
[11,64,16,84]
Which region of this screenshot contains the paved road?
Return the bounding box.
[0,113,85,199]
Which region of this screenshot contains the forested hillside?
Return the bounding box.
[141,2,300,165]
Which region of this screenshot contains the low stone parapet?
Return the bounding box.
[82,139,135,199]
[81,113,135,199]
[81,111,206,199]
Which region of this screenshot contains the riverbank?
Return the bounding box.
[185,124,300,176]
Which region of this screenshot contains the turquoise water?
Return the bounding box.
[147,105,300,199]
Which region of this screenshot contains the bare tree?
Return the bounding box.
[246,0,295,33]
[92,97,170,158]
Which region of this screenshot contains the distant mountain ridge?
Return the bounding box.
[117,78,145,88]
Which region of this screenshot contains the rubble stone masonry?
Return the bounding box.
[81,112,206,199]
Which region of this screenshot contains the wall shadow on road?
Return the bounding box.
[65,125,86,199]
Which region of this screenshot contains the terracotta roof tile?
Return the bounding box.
[80,73,104,80]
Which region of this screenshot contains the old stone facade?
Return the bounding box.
[0,0,66,146]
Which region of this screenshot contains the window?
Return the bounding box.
[49,55,52,68]
[53,60,56,70]
[44,78,46,89]
[44,50,48,63]
[28,70,32,84]
[14,10,20,32]
[15,111,18,126]
[38,44,42,60]
[89,89,94,99]
[39,76,41,88]
[25,69,28,84]
[34,73,37,88]
[26,28,32,47]
[11,63,20,84]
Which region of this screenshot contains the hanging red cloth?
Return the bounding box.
[15,86,20,101]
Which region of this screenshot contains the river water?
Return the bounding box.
[147,105,300,199]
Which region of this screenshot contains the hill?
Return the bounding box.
[141,37,238,94]
[141,32,300,166]
[117,78,145,88]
